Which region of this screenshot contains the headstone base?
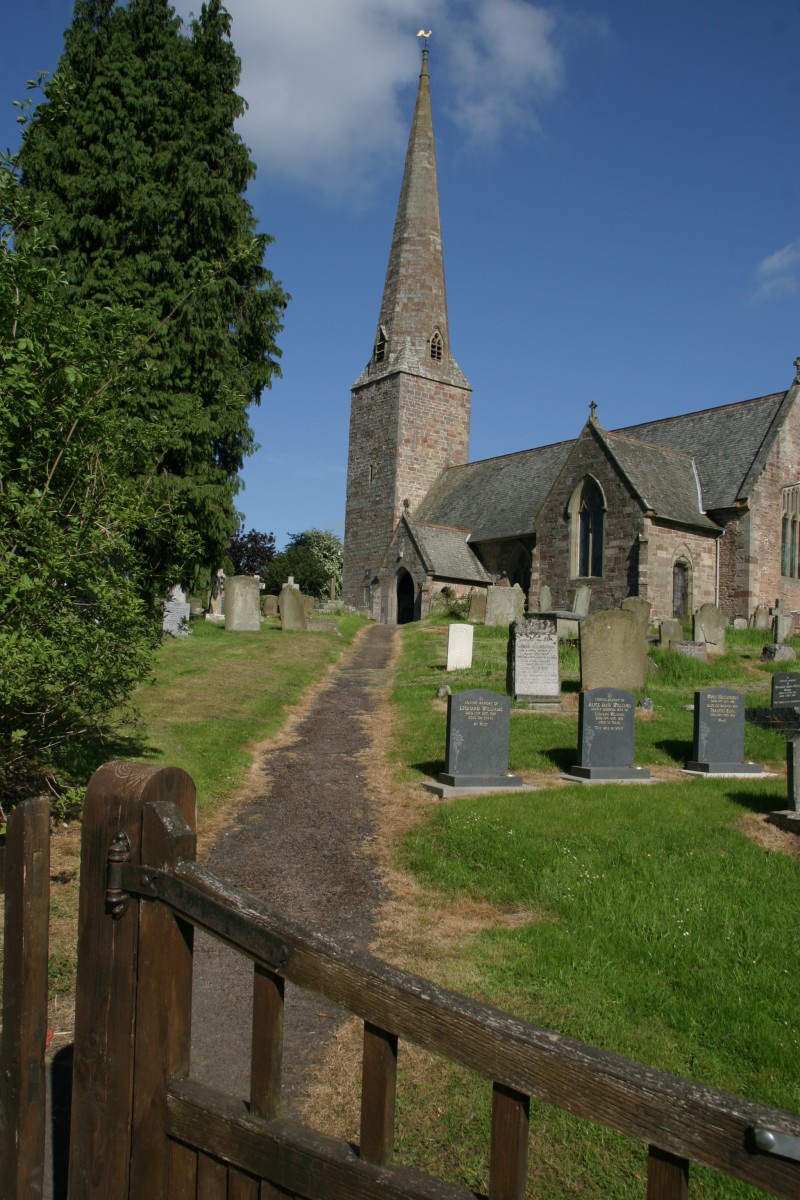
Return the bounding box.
[437,772,524,789]
[423,780,536,798]
[515,696,562,712]
[564,765,651,783]
[767,810,800,835]
[684,760,764,774]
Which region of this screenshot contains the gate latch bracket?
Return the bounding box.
[751,1128,800,1163]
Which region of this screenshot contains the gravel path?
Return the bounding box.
[189,622,396,1112]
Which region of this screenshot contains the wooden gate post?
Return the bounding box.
[0,796,50,1200]
[67,762,196,1200]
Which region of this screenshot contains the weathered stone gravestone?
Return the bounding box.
[564,688,650,782]
[261,594,278,617]
[659,618,683,645]
[446,624,474,671]
[207,568,225,620]
[685,688,762,774]
[573,585,592,616]
[621,596,651,632]
[752,603,771,630]
[484,584,525,627]
[672,640,708,661]
[224,575,261,632]
[580,608,648,692]
[468,590,487,623]
[438,690,522,789]
[506,617,560,708]
[732,617,748,630]
[163,584,190,637]
[302,594,315,617]
[538,584,552,611]
[771,598,794,644]
[760,643,796,663]
[279,583,307,631]
[693,603,726,655]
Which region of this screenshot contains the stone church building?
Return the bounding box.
[342,50,800,625]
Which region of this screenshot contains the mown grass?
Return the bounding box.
[390,618,800,1198]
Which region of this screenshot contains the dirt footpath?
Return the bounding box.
[189,622,397,1111]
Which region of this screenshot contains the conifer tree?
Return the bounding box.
[19,0,287,584]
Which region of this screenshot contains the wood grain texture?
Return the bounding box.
[68,762,196,1200]
[647,1145,689,1200]
[167,1140,197,1200]
[197,1151,227,1199]
[489,1083,529,1200]
[0,796,50,1200]
[359,1023,398,1166]
[251,966,284,1121]
[170,859,800,1197]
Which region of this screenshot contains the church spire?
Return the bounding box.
[363,44,467,389]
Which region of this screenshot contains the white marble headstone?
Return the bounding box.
[446,623,474,672]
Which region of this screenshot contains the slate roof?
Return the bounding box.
[407,519,492,583]
[614,391,788,510]
[414,439,574,541]
[599,429,718,529]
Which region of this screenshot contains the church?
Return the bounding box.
[342,49,800,626]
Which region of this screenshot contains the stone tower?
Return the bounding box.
[342,47,471,611]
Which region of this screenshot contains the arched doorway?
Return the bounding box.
[673,559,691,618]
[396,569,416,624]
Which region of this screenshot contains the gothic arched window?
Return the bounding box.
[374,326,387,364]
[569,477,605,578]
[429,330,443,362]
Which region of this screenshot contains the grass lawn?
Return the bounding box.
[390,618,800,1199]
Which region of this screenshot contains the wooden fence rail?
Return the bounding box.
[67,761,800,1200]
[0,796,50,1200]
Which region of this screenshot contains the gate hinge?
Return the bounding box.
[751,1128,800,1163]
[106,830,132,919]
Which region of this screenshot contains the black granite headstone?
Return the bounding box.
[771,672,800,710]
[685,687,761,773]
[566,688,650,781]
[439,689,522,788]
[788,736,800,812]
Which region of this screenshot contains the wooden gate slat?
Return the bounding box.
[167,1140,198,1199]
[359,1022,398,1166]
[251,965,284,1120]
[197,1152,228,1199]
[647,1145,689,1199]
[489,1082,529,1200]
[0,796,50,1200]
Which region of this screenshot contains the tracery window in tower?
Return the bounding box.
[429,330,443,362]
[568,476,605,578]
[374,326,387,364]
[781,484,800,578]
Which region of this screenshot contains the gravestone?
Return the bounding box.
[693,603,726,655]
[787,736,800,811]
[752,603,771,630]
[672,640,708,661]
[538,584,552,611]
[438,690,523,789]
[306,616,340,635]
[580,608,648,692]
[224,575,261,632]
[261,594,278,617]
[771,598,794,644]
[685,688,762,774]
[302,594,315,617]
[468,590,488,623]
[447,624,474,671]
[279,583,307,631]
[659,618,683,645]
[207,568,225,618]
[484,584,525,627]
[573,585,592,616]
[771,672,800,712]
[163,584,190,637]
[733,617,748,630]
[760,643,796,663]
[506,617,560,707]
[565,688,650,782]
[621,596,651,631]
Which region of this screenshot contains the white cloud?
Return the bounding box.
[752,238,800,302]
[174,1,574,198]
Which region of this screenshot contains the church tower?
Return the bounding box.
[342,46,471,612]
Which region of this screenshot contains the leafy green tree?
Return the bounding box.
[227,525,276,576]
[18,0,288,586]
[0,153,192,802]
[263,529,343,600]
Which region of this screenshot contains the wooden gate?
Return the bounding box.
[4,761,800,1198]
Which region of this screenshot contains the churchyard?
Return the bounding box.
[390,617,799,1196]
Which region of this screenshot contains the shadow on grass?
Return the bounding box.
[724,788,787,815]
[654,738,692,765]
[51,723,161,787]
[561,680,581,693]
[542,747,575,772]
[412,759,445,779]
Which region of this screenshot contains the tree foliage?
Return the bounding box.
[263,529,343,600]
[227,525,276,577]
[0,153,193,803]
[19,0,288,584]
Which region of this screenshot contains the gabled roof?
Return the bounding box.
[406,518,492,583]
[614,390,788,510]
[599,428,718,529]
[414,439,574,541]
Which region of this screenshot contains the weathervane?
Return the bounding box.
[417,28,432,52]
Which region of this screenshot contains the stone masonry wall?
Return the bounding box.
[640,522,718,622]
[534,426,645,612]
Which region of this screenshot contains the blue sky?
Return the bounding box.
[3,0,799,550]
